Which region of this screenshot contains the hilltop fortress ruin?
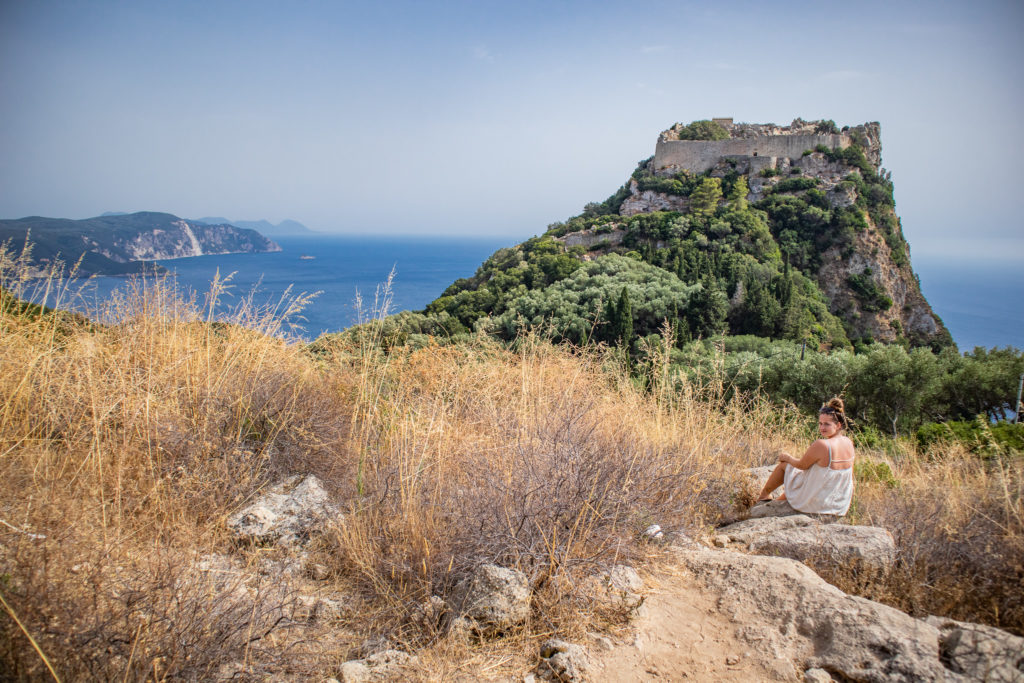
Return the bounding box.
[653,117,879,176]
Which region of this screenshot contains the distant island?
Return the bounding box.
[192,216,315,237]
[1,211,281,277]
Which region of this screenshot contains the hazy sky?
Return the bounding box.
[1,0,1021,261]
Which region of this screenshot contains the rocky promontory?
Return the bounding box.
[0,211,281,277]
[406,117,951,352]
[600,118,947,347]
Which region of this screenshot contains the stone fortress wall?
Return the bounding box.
[653,118,851,175]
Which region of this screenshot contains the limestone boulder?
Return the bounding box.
[717,514,819,544]
[803,668,835,682]
[749,523,897,572]
[620,180,690,216]
[678,548,949,681]
[641,523,665,542]
[227,474,337,547]
[586,564,644,611]
[744,465,777,494]
[748,498,804,519]
[452,564,531,633]
[562,229,625,250]
[537,638,590,682]
[924,615,1024,682]
[291,594,345,624]
[338,650,414,682]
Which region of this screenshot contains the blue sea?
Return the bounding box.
[51,235,1023,350]
[72,235,516,340]
[914,257,1023,352]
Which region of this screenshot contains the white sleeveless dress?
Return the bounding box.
[783,438,854,516]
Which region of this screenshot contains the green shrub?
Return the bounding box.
[771,177,819,194]
[847,270,893,312]
[760,167,780,178]
[634,169,706,198]
[916,419,1024,456]
[674,119,730,140]
[852,424,890,451]
[815,120,839,135]
[855,459,898,488]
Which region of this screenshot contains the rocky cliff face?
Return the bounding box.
[98,219,281,262]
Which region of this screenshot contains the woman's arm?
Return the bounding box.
[777,440,828,470]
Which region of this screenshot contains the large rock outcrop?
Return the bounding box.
[677,547,949,681]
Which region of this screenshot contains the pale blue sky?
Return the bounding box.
[1,0,1021,262]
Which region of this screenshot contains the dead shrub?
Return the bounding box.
[0,528,295,681]
[316,336,787,643]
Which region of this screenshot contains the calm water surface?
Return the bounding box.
[915,257,1022,352]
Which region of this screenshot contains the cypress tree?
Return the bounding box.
[600,292,618,345]
[616,286,633,348]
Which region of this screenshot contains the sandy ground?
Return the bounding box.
[590,563,783,682]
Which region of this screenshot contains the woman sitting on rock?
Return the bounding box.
[754,398,855,517]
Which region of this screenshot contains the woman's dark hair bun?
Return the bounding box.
[820,397,849,428]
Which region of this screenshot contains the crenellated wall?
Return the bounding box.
[653,133,850,174]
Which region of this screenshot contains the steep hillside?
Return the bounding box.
[414,118,950,351]
[0,212,281,277]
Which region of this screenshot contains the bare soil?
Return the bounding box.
[592,563,783,682]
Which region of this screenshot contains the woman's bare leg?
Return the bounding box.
[756,462,786,501]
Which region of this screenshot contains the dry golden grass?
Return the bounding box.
[841,445,1024,635]
[1,247,1021,680]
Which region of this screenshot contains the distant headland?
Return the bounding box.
[0,211,281,277]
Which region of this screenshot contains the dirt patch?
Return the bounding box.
[593,564,785,681]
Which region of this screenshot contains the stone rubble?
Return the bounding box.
[338,650,415,683]
[226,474,338,547]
